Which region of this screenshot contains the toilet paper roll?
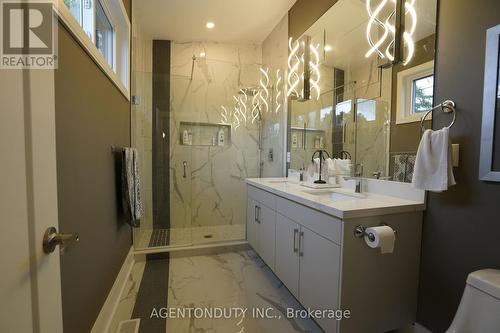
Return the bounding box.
[364,226,396,254]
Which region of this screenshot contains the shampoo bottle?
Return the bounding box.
[218,128,225,146]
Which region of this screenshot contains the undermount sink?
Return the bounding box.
[265,179,288,184]
[301,189,358,202]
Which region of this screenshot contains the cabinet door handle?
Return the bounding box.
[183,161,187,178]
[255,206,261,223]
[293,228,299,253]
[298,231,304,257]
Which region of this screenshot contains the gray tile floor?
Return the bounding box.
[111,249,427,333]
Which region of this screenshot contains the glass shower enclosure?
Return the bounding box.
[132,42,284,251]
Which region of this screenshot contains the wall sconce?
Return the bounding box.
[287,37,301,98]
[238,89,248,123]
[251,89,261,123]
[287,36,320,101]
[232,95,241,129]
[309,43,321,100]
[275,69,283,113]
[365,0,417,66]
[259,67,270,113]
[220,106,230,124]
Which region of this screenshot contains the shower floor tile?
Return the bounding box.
[135,224,246,250]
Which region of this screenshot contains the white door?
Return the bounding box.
[275,214,300,297]
[299,226,341,333]
[257,203,276,270]
[0,69,64,332]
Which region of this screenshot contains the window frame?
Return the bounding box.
[396,60,435,124]
[56,0,130,99]
[95,0,115,69]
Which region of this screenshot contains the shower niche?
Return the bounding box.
[178,121,232,147]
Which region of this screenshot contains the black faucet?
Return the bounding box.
[311,149,330,184]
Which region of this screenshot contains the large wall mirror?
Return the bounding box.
[288,0,438,182]
[479,24,500,182]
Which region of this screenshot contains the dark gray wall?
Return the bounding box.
[417,0,500,331]
[54,1,131,331]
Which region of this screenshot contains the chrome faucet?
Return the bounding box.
[343,164,364,193]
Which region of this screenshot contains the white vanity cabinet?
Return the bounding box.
[248,185,341,332]
[276,213,341,332]
[275,214,300,297]
[246,182,424,333]
[246,189,276,270]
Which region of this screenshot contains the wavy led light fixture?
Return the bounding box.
[365,0,417,65]
[238,89,248,123]
[309,43,321,100]
[275,69,282,113]
[220,106,230,124]
[287,37,301,98]
[251,89,261,124]
[259,67,270,113]
[232,95,241,130]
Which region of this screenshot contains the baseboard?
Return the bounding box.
[91,246,135,333]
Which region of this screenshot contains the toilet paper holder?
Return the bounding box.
[354,223,397,240]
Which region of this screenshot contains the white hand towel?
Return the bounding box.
[325,158,335,176]
[412,127,456,192]
[334,158,351,175]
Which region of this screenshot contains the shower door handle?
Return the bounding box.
[182,161,187,178]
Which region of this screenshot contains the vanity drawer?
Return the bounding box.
[276,196,342,245]
[247,185,277,210]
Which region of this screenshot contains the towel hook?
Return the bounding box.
[420,100,456,133]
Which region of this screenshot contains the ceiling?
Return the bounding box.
[133,0,297,43]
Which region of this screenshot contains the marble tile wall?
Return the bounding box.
[169,42,263,230]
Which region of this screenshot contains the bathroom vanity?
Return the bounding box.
[246,178,425,333]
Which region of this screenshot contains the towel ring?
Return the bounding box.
[420,100,456,133]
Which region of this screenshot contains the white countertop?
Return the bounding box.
[246,177,425,219]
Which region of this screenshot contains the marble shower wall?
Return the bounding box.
[170,42,263,229]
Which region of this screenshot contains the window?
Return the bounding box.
[356,99,376,122]
[59,0,130,98]
[63,0,82,24]
[95,0,114,67]
[411,75,434,113]
[396,61,435,124]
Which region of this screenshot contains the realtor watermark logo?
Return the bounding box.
[1,0,57,69]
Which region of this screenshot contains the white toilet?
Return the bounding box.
[446,269,500,332]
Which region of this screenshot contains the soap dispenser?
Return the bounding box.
[292,132,298,148]
[217,128,225,146]
[182,129,189,145]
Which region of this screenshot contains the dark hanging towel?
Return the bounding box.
[121,148,143,227]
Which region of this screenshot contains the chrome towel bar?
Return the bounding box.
[420,99,456,132]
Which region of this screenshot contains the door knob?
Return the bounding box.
[43,226,79,254]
